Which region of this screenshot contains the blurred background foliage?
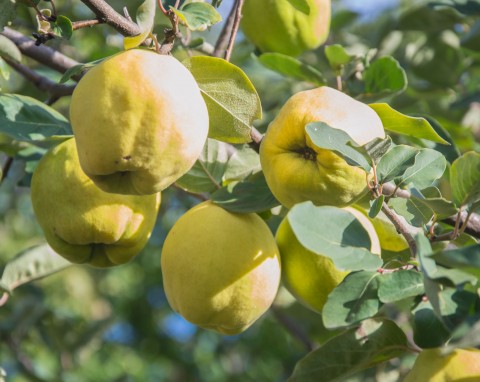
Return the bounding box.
[1,0,480,380]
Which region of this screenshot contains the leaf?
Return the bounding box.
[324,44,352,71]
[59,58,104,83]
[258,53,326,85]
[0,244,71,293]
[0,0,16,31]
[369,103,449,144]
[412,300,451,348]
[378,270,424,303]
[450,151,480,208]
[0,93,72,142]
[429,0,480,16]
[183,56,261,143]
[172,2,222,31]
[323,271,382,329]
[289,319,408,382]
[388,198,433,227]
[305,122,371,171]
[397,148,447,190]
[461,19,480,51]
[397,4,465,32]
[376,145,419,184]
[431,244,480,279]
[0,35,21,62]
[363,136,392,164]
[368,196,384,219]
[211,172,279,213]
[410,187,458,220]
[52,15,73,40]
[287,203,382,272]
[124,0,156,50]
[175,138,229,193]
[363,56,407,97]
[286,0,310,14]
[223,145,261,182]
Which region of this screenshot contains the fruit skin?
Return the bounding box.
[70,49,209,196]
[31,138,160,268]
[260,86,385,209]
[276,207,380,314]
[161,201,281,335]
[404,348,480,382]
[242,0,331,57]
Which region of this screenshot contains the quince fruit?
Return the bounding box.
[404,347,480,382]
[276,207,380,314]
[31,138,160,267]
[161,201,281,335]
[260,86,385,209]
[242,0,331,57]
[70,49,209,195]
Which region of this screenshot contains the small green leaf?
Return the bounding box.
[397,148,447,190]
[223,145,261,182]
[324,44,352,71]
[0,244,71,293]
[323,271,382,329]
[176,138,228,193]
[410,187,458,220]
[59,58,104,83]
[172,2,222,31]
[369,196,384,218]
[0,93,72,142]
[52,15,73,40]
[431,244,480,279]
[450,151,480,208]
[183,56,262,143]
[0,35,21,62]
[412,300,451,348]
[305,122,371,171]
[211,172,279,213]
[378,270,424,303]
[258,53,326,85]
[376,145,419,184]
[286,0,310,14]
[124,0,156,49]
[369,103,449,144]
[289,319,408,382]
[364,56,407,97]
[388,198,433,227]
[287,203,382,272]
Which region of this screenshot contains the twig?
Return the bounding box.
[213,0,237,57]
[271,306,314,352]
[72,19,103,30]
[381,202,417,257]
[224,0,244,61]
[249,127,263,153]
[3,57,76,97]
[1,157,13,184]
[80,0,141,36]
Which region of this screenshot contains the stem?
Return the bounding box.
[249,127,263,153]
[381,202,417,257]
[271,306,314,352]
[224,0,244,62]
[1,157,13,184]
[157,0,168,15]
[213,0,237,57]
[336,75,342,91]
[72,19,103,30]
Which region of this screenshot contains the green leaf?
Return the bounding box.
[176,138,228,193]
[324,44,352,71]
[410,187,458,220]
[0,0,16,31]
[363,136,392,164]
[431,244,480,279]
[183,56,261,143]
[0,35,21,62]
[368,196,384,219]
[211,172,279,213]
[376,145,419,184]
[0,244,71,293]
[124,0,156,49]
[378,270,424,303]
[397,4,465,32]
[323,271,382,329]
[287,203,382,272]
[59,58,104,83]
[364,56,407,97]
[258,53,326,85]
[305,122,371,171]
[461,19,480,51]
[388,198,433,227]
[412,300,451,348]
[397,148,447,190]
[172,2,222,31]
[369,103,449,144]
[52,15,73,40]
[223,146,261,182]
[450,151,480,208]
[289,319,408,382]
[0,93,72,142]
[286,0,310,14]
[430,0,480,15]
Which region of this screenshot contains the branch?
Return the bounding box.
[79,0,141,36]
[3,57,76,97]
[213,0,237,57]
[72,19,103,30]
[224,0,244,61]
[271,305,314,352]
[381,202,417,257]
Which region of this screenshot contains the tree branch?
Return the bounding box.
[79,0,141,36]
[72,19,103,30]
[213,0,237,57]
[224,0,244,61]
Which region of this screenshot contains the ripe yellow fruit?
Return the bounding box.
[404,348,480,382]
[161,201,281,335]
[70,49,209,196]
[276,207,380,314]
[260,86,385,209]
[242,0,331,57]
[31,139,160,267]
